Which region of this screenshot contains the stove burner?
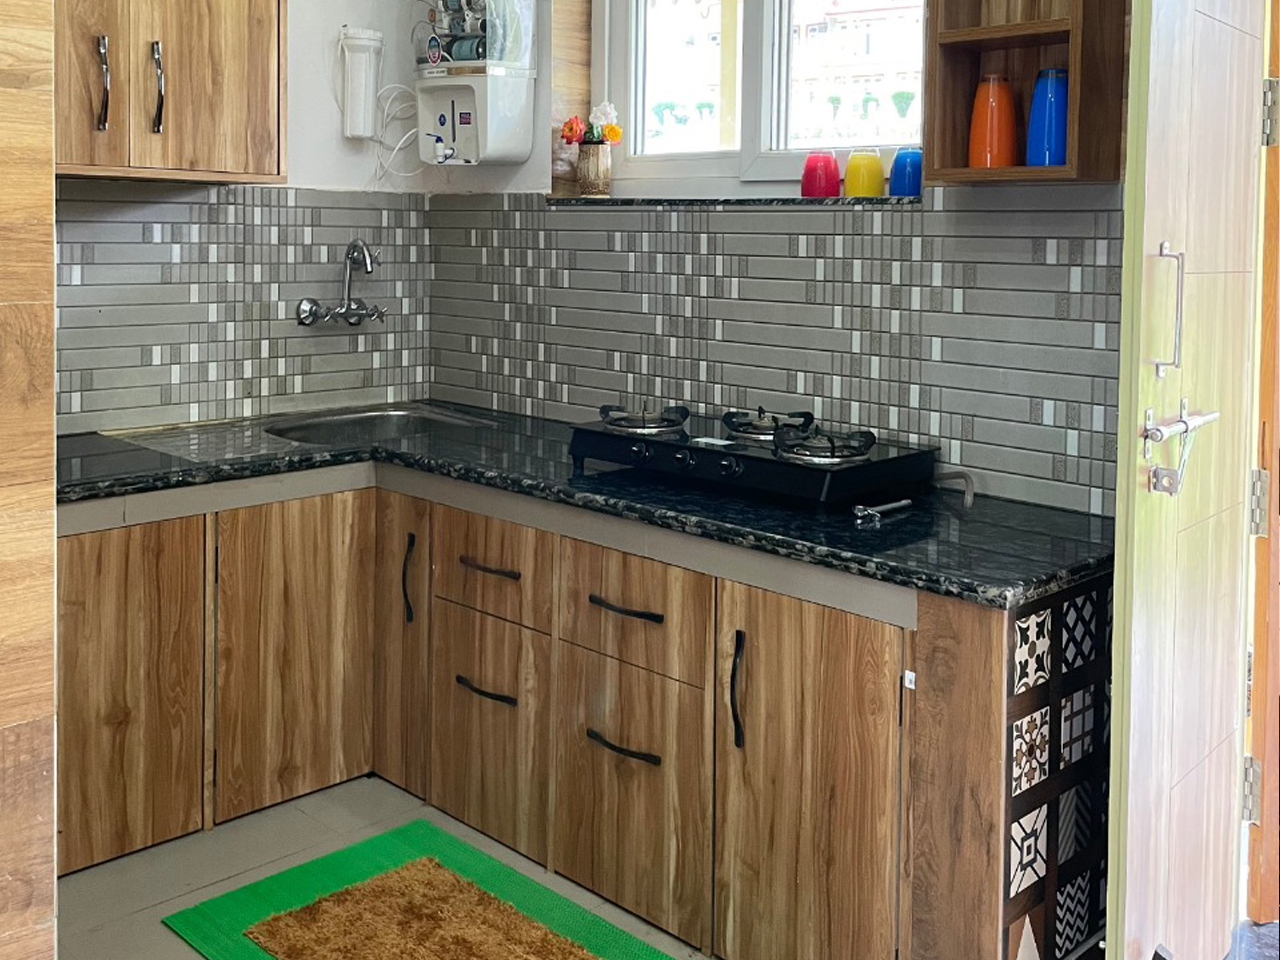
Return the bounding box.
[774,424,878,465]
[722,406,816,443]
[598,404,690,437]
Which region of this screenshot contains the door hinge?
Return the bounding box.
[1243,755,1263,824]
[1265,78,1279,147]
[1249,468,1270,537]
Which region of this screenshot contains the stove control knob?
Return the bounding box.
[629,442,651,462]
[673,450,697,470]
[718,456,744,477]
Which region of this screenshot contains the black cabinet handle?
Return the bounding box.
[588,593,665,625]
[150,40,165,134]
[586,728,661,767]
[730,629,746,749]
[401,532,417,624]
[459,555,522,582]
[455,674,517,707]
[96,35,111,131]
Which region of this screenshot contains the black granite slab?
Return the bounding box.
[547,196,921,208]
[57,403,1114,609]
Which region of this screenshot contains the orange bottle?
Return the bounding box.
[969,74,1017,168]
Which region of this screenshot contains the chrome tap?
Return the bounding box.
[297,238,388,326]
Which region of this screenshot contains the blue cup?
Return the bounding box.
[1027,69,1069,166]
[889,147,923,197]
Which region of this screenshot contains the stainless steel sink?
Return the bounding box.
[264,404,493,446]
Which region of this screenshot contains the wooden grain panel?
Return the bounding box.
[552,0,591,122]
[907,594,1007,960]
[433,505,554,634]
[373,490,432,800]
[431,601,550,864]
[215,491,375,822]
[129,0,280,176]
[54,0,131,166]
[0,483,54,730]
[0,303,53,488]
[553,643,709,948]
[0,922,53,960]
[714,581,901,960]
[559,539,712,688]
[0,717,54,936]
[56,517,205,873]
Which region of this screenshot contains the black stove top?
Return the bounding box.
[569,406,938,508]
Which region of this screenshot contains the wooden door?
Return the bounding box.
[215,491,375,822]
[1111,0,1267,956]
[55,0,131,166]
[56,518,204,874]
[373,491,431,800]
[431,600,550,864]
[553,643,710,948]
[714,581,902,960]
[129,0,280,176]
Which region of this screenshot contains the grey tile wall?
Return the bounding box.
[427,186,1122,515]
[55,181,429,434]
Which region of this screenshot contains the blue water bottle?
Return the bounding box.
[888,147,923,197]
[1027,69,1069,166]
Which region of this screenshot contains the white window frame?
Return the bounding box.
[598,0,917,195]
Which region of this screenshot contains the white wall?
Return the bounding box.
[286,0,551,194]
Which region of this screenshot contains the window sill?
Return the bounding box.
[545,195,922,208]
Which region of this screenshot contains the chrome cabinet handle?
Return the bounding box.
[96,36,111,131]
[1155,242,1186,378]
[151,40,165,134]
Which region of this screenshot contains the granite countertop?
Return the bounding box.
[56,402,1115,609]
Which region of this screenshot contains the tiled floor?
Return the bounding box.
[58,776,702,960]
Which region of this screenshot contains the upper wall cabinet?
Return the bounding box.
[55,0,284,182]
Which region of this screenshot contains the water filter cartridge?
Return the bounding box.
[339,26,384,140]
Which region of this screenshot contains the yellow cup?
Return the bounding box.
[844,151,885,198]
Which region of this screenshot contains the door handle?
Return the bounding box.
[151,40,165,134]
[96,36,111,131]
[588,593,665,624]
[1144,400,1220,495]
[455,675,517,707]
[458,555,521,582]
[730,629,746,749]
[586,728,662,766]
[1154,242,1186,378]
[401,532,417,624]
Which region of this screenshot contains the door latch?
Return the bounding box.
[1143,400,1221,496]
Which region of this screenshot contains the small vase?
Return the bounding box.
[576,143,612,197]
[969,74,1017,169]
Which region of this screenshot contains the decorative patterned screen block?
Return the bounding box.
[1004,573,1112,960]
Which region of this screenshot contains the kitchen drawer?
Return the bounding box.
[431,600,550,864]
[433,505,553,633]
[560,539,712,688]
[553,643,710,948]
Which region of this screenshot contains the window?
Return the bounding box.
[610,0,925,188]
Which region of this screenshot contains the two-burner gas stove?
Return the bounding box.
[569,404,939,508]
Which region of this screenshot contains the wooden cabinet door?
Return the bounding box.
[55,0,131,166]
[553,643,710,948]
[560,539,712,688]
[57,517,204,874]
[129,0,280,176]
[373,491,431,800]
[215,491,375,822]
[431,600,550,863]
[433,505,554,633]
[715,581,902,960]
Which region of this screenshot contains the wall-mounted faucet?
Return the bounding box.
[297,238,389,326]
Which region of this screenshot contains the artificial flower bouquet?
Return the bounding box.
[561,101,622,147]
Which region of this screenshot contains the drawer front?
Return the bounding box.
[430,600,550,864]
[560,539,712,688]
[433,505,553,633]
[553,643,710,948]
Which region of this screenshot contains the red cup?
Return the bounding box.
[801,150,841,198]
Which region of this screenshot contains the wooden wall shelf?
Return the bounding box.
[924,0,1124,185]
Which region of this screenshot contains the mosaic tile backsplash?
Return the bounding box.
[55,180,1121,514]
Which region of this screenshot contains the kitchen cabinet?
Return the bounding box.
[215,491,375,822]
[552,642,710,948]
[433,505,555,634]
[431,600,551,864]
[714,581,902,960]
[55,0,284,181]
[560,538,713,688]
[373,491,432,800]
[56,517,205,874]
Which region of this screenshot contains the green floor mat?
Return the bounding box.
[163,819,675,960]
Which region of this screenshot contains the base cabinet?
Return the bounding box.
[431,600,550,863]
[714,581,903,960]
[553,642,710,948]
[56,516,205,874]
